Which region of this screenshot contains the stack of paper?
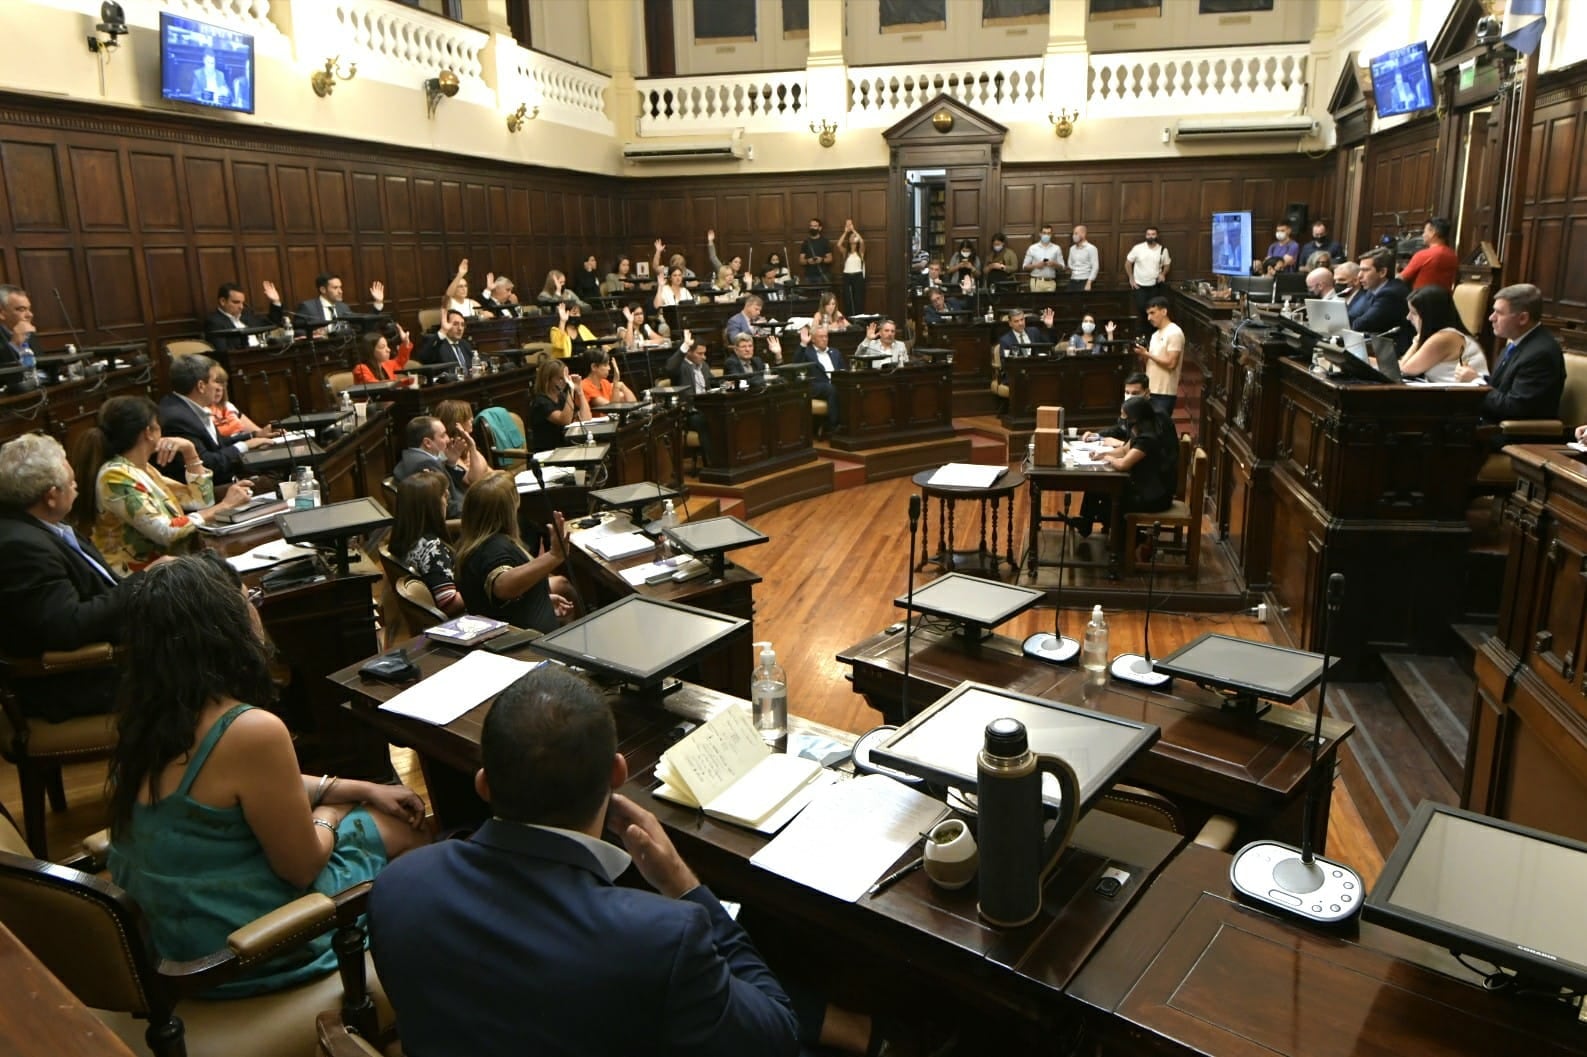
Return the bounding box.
[378,651,541,726]
[928,463,1006,488]
[225,540,319,573]
[654,708,834,834]
[587,531,656,562]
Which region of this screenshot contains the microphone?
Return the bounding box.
[899,494,922,723]
[1229,572,1362,924]
[54,287,87,355]
[1112,519,1171,688]
[280,392,306,494]
[1023,492,1079,664]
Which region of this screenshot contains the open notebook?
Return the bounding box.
[653,708,834,834]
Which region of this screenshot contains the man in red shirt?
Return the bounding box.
[1399,216,1458,290]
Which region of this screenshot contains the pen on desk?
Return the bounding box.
[867,856,924,898]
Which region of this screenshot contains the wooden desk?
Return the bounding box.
[692,380,815,484]
[0,364,154,448]
[220,335,351,421]
[317,407,394,504]
[837,625,1352,849]
[913,468,1025,579]
[384,364,536,460]
[0,920,138,1057]
[828,361,954,451]
[1000,350,1133,433]
[1070,843,1587,1057]
[1025,461,1129,581]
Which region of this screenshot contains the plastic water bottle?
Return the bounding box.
[292,466,319,510]
[657,498,678,559]
[1082,605,1109,674]
[751,641,788,745]
[339,389,353,416]
[1023,437,1036,472]
[18,346,37,388]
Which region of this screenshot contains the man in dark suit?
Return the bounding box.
[798,323,846,435]
[1346,249,1413,356]
[204,281,284,355]
[392,415,474,519]
[722,332,770,380]
[268,272,386,334]
[723,295,763,346]
[416,310,475,377]
[1455,283,1565,424]
[668,336,718,395]
[157,353,271,485]
[997,307,1057,359]
[0,283,35,368]
[368,665,803,1057]
[0,433,135,721]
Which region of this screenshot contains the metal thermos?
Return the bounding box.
[976,717,1080,928]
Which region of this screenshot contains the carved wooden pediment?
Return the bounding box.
[882,94,1009,148]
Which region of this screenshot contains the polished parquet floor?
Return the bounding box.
[0,465,1386,887]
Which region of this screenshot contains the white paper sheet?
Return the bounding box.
[225,540,319,573]
[588,531,655,562]
[928,463,1005,488]
[378,651,541,726]
[750,775,949,903]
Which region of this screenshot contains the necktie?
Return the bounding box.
[61,529,116,585]
[1496,341,1517,373]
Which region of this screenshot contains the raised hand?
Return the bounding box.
[1041,307,1055,328]
[557,301,569,323]
[865,321,878,340]
[654,238,665,253]
[369,280,385,302]
[706,228,716,242]
[682,328,692,348]
[397,324,410,346]
[1105,320,1117,338]
[484,271,495,289]
[261,280,280,303]
[456,258,469,277]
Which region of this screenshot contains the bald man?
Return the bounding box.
[1306,267,1337,301]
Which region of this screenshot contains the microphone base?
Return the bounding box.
[1022,633,1080,665]
[1229,840,1362,925]
[1109,653,1172,689]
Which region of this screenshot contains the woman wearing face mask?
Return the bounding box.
[984,232,1019,292]
[950,239,979,290]
[1068,313,1118,352]
[764,252,790,287]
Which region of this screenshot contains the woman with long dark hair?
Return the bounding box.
[70,395,252,573]
[455,472,571,632]
[390,469,464,615]
[352,327,414,385]
[1400,285,1489,383]
[1074,395,1174,538]
[528,358,590,453]
[107,554,427,996]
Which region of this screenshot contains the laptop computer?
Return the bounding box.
[1304,298,1350,338]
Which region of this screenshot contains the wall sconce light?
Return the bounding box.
[506,103,540,133]
[311,57,357,98]
[809,119,837,148]
[1049,109,1078,138]
[425,70,460,119]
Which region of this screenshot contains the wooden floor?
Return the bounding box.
[1,462,1386,888]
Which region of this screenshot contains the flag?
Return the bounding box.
[1502,0,1547,56]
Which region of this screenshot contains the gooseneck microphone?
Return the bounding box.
[1228,573,1362,924]
[1023,492,1079,664]
[54,287,87,354]
[280,392,306,488]
[1111,519,1171,688]
[899,493,922,722]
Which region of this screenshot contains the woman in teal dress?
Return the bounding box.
[107,554,430,996]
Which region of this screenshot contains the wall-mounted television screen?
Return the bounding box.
[1369,42,1434,119]
[160,12,255,114]
[1211,211,1252,278]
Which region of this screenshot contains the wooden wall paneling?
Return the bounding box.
[287,246,324,300]
[143,246,196,327]
[1002,182,1036,232]
[196,246,241,308]
[755,192,785,236]
[1159,178,1196,225]
[856,187,887,245]
[506,186,530,235]
[1199,179,1236,216]
[465,182,490,234]
[440,181,465,232]
[316,169,351,233]
[488,185,508,235]
[1040,181,1074,228]
[1081,180,1111,227]
[821,189,852,230]
[721,193,751,234]
[352,172,383,233]
[129,152,183,232]
[243,246,286,297]
[386,175,413,234]
[790,191,820,231]
[15,248,78,340]
[1,141,66,230]
[278,166,315,233]
[232,161,275,232]
[413,178,442,233]
[67,147,128,231]
[186,157,232,231]
[83,248,140,329]
[321,245,358,299]
[1118,180,1153,225]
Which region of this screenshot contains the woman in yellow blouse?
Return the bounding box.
[549,302,597,359]
[70,396,253,574]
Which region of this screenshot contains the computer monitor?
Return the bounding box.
[1305,298,1351,338]
[664,515,769,579]
[529,595,747,693]
[160,12,255,114]
[895,572,1044,643]
[1274,272,1309,300]
[1364,802,1587,992]
[1151,632,1329,717]
[1370,42,1435,119]
[276,497,392,575]
[1212,211,1254,277]
[873,680,1161,813]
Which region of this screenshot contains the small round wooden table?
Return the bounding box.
[912,468,1026,581]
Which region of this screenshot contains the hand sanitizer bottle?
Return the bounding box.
[751,641,788,745]
[1082,605,1109,673]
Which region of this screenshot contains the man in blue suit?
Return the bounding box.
[1345,249,1412,356]
[798,323,847,436]
[368,665,801,1057]
[1455,282,1565,425]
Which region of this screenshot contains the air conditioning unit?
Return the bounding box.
[1173,117,1317,141]
[622,138,752,163]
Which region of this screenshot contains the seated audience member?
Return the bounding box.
[983,233,1019,291]
[108,554,428,997]
[393,415,474,519]
[602,256,638,297]
[538,269,589,310]
[582,348,638,408]
[1069,313,1116,352]
[652,239,698,286]
[207,366,278,441]
[480,273,521,317]
[912,259,948,292]
[668,335,716,395]
[455,472,571,632]
[352,327,415,385]
[1305,267,1337,301]
[999,308,1056,358]
[1304,250,1335,272]
[369,664,803,1057]
[0,433,136,721]
[799,324,845,436]
[813,291,848,331]
[1256,222,1300,273]
[1399,216,1458,291]
[1454,282,1565,424]
[529,358,591,453]
[752,265,786,301]
[572,254,604,304]
[923,288,952,326]
[443,259,490,318]
[1333,261,1362,305]
[205,281,284,353]
[550,303,598,359]
[1,283,36,366]
[76,396,251,574]
[416,310,476,376]
[434,399,490,481]
[711,265,742,303]
[724,296,764,345]
[856,318,908,366]
[389,470,463,616]
[763,252,791,287]
[158,354,272,485]
[1299,221,1345,266]
[705,229,746,286]
[1399,285,1489,384]
[1074,396,1174,539]
[654,267,695,310]
[617,302,665,348]
[272,271,385,332]
[1347,249,1413,357]
[724,333,773,379]
[1084,372,1154,445]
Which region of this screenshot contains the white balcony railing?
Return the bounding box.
[512,48,613,134]
[636,69,808,135]
[1087,45,1308,117]
[847,58,1044,127]
[328,0,489,85]
[164,0,281,35]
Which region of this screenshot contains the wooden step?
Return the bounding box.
[681,495,720,522]
[1381,654,1474,789]
[968,432,1008,466]
[1329,680,1459,854]
[1450,622,1495,675]
[812,436,972,482]
[827,456,867,492]
[685,459,835,518]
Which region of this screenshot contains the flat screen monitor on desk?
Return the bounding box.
[530,595,747,695]
[874,681,1160,813]
[276,496,392,575]
[589,482,682,517]
[664,515,769,579]
[1152,633,1328,717]
[1225,275,1275,303]
[1365,802,1587,993]
[895,572,1044,644]
[240,439,327,475]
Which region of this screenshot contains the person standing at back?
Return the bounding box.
[1136,296,1184,418]
[1398,216,1459,291]
[1125,226,1171,328]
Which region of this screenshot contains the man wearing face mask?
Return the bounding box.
[1023,224,1066,293]
[1067,225,1099,292]
[1256,223,1300,274]
[1125,226,1172,329]
[983,233,1019,292]
[798,219,832,285]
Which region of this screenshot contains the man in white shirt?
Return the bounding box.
[156,354,273,484]
[1067,225,1099,292]
[855,318,908,367]
[1022,224,1066,292]
[205,282,285,354]
[1125,226,1172,328]
[1305,268,1338,301]
[1137,296,1185,417]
